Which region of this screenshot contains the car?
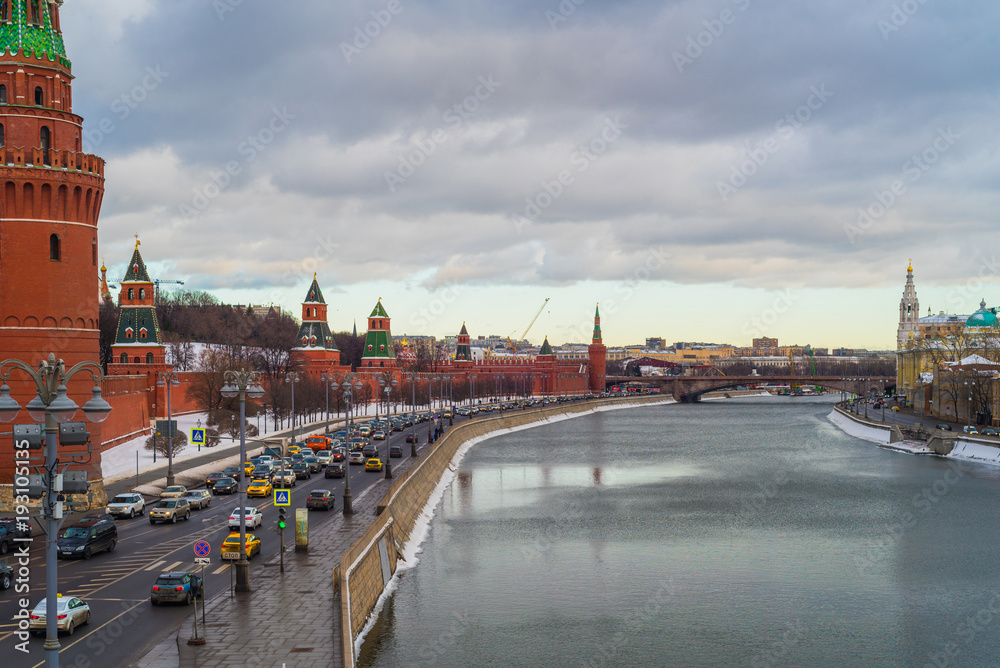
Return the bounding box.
[303,456,322,473]
[366,458,384,472]
[57,518,117,559]
[181,489,212,510]
[29,595,90,636]
[159,485,187,499]
[891,406,900,412]
[0,525,16,556]
[300,447,315,457]
[324,463,345,479]
[349,451,365,465]
[0,517,31,541]
[223,465,242,479]
[242,462,256,477]
[106,493,145,519]
[306,490,335,511]
[205,472,225,489]
[252,465,275,482]
[257,455,275,464]
[963,426,979,435]
[149,499,192,525]
[229,506,263,531]
[936,424,953,432]
[405,433,418,444]
[0,562,11,590]
[981,429,999,437]
[362,444,378,459]
[292,461,312,480]
[389,445,403,458]
[274,470,297,488]
[316,451,332,465]
[359,426,372,437]
[213,478,238,495]
[372,430,386,441]
[330,448,346,463]
[150,571,203,606]
[221,532,261,560]
[247,479,273,497]
[287,444,302,455]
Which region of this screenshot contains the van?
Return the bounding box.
[57,518,117,559]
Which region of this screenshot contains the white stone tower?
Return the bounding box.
[897,260,920,349]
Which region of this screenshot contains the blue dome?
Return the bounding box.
[966,301,998,329]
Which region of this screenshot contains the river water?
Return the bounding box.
[358,396,1000,667]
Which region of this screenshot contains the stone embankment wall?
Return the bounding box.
[338,395,668,668]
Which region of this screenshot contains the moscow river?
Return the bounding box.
[359,396,1000,667]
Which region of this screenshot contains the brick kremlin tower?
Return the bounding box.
[108,239,167,375]
[361,299,396,369]
[290,274,348,379]
[0,2,108,490]
[454,323,472,364]
[588,304,607,392]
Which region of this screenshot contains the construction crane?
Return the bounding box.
[506,298,550,355]
[154,279,185,305]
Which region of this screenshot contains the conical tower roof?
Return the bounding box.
[593,304,602,342]
[539,337,553,356]
[304,273,325,304]
[370,299,389,318]
[123,240,151,282]
[459,322,469,336]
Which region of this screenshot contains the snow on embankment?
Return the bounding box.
[947,440,1000,465]
[827,409,891,445]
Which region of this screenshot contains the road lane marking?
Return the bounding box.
[144,560,166,571]
[29,599,148,668]
[212,565,229,575]
[162,561,183,572]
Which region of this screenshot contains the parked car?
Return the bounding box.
[228,506,263,531]
[306,490,335,511]
[324,463,345,479]
[389,445,403,458]
[213,478,238,495]
[150,571,203,606]
[0,518,31,541]
[936,424,953,432]
[0,525,17,556]
[159,485,187,499]
[106,493,145,519]
[149,499,192,525]
[181,490,212,510]
[29,596,90,636]
[57,518,117,559]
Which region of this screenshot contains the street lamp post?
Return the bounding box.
[331,374,363,515]
[321,372,333,434]
[0,354,112,668]
[405,373,420,456]
[155,371,181,487]
[220,370,265,593]
[285,372,299,445]
[378,374,398,479]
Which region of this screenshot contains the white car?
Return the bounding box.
[29,595,91,636]
[316,451,332,465]
[106,493,145,519]
[160,485,187,499]
[228,506,263,531]
[349,451,365,465]
[274,470,297,488]
[257,455,274,464]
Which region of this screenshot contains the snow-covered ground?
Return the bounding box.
[827,409,892,445]
[947,440,1000,465]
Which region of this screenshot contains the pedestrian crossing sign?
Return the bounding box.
[274,489,291,506]
[190,428,206,446]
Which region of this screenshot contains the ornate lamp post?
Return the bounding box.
[285,372,299,444]
[221,370,265,593]
[331,374,363,515]
[155,371,180,486]
[0,354,112,667]
[321,372,333,434]
[378,374,398,478]
[404,373,421,456]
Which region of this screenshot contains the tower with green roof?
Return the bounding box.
[291,274,349,378]
[454,322,472,363]
[588,304,607,392]
[109,238,167,372]
[361,299,397,368]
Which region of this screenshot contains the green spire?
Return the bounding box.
[539,337,553,356]
[0,1,70,68]
[123,241,151,282]
[593,304,602,342]
[304,273,325,304]
[370,299,389,318]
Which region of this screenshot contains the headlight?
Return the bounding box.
[75,546,84,551]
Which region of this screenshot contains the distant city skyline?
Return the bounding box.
[67,2,1000,352]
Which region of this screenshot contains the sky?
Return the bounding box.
[61,0,1000,350]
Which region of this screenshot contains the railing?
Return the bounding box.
[0,146,105,176]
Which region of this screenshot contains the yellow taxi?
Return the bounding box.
[288,444,302,455]
[221,533,261,561]
[246,479,272,498]
[365,458,383,472]
[243,462,255,477]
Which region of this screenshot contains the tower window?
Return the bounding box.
[40,125,50,165]
[128,288,134,300]
[0,1,8,23]
[146,353,154,364]
[35,86,43,107]
[139,288,145,300]
[125,327,133,339]
[29,0,40,25]
[0,84,6,104]
[0,123,4,148]
[139,327,147,340]
[49,233,60,260]
[120,353,127,364]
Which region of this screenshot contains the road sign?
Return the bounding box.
[155,420,178,437]
[194,540,211,557]
[274,489,291,506]
[194,557,211,566]
[190,428,206,446]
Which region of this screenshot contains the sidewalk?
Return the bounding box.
[137,436,425,668]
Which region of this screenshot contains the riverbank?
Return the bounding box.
[340,394,673,668]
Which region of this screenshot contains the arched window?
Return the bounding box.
[29,0,40,24]
[133,356,140,364]
[139,288,145,300]
[120,353,128,364]
[125,327,133,339]
[139,327,147,340]
[49,233,60,260]
[34,86,43,107]
[146,353,154,364]
[40,126,50,165]
[0,1,8,23]
[128,288,134,300]
[0,85,6,104]
[0,123,4,148]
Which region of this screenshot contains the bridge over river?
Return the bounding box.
[606,375,895,403]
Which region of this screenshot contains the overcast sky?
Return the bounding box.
[63,0,1000,349]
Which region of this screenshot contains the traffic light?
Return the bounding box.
[278,507,287,530]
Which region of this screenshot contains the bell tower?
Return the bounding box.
[897,260,920,350]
